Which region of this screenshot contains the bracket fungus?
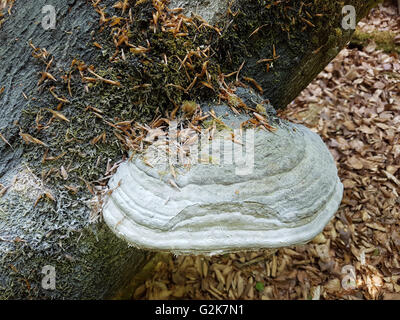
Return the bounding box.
[103,92,343,255]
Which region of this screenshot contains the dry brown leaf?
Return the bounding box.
[46,108,70,122]
[20,131,48,147]
[347,156,364,170]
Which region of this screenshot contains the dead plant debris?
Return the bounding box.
[135,1,400,301]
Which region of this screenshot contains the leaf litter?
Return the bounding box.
[135,1,400,301]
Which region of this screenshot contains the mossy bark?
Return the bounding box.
[0,0,151,300]
[350,29,400,54]
[0,177,152,299]
[0,0,379,299]
[212,0,381,108]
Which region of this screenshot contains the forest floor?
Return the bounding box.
[135,2,400,300]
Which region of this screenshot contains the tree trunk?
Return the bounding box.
[0,0,152,300]
[0,0,378,299]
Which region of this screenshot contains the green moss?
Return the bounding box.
[19,1,221,193]
[211,0,379,108]
[19,0,382,204]
[0,190,148,299]
[351,29,400,54]
[201,118,232,131]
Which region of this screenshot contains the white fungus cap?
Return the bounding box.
[103,114,343,255]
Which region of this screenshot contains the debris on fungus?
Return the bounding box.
[103,91,343,255]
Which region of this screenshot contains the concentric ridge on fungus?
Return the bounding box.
[103,110,343,255]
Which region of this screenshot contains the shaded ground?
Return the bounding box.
[135,1,400,300]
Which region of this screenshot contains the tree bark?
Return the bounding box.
[0,0,378,299]
[0,0,151,300]
[213,0,379,108]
